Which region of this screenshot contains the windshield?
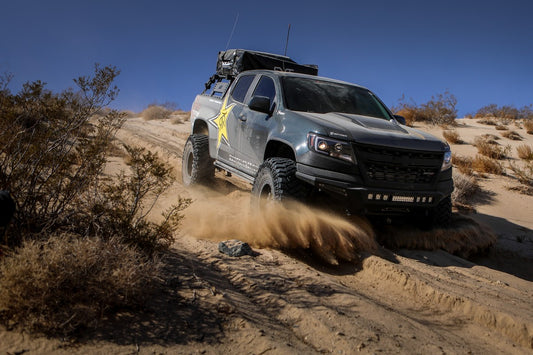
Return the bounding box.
[281,77,392,120]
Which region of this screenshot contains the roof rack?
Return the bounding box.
[203,49,318,93]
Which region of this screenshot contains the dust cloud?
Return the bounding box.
[182,190,377,265]
[377,215,497,258]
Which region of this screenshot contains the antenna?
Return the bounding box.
[284,24,291,56]
[225,13,239,50]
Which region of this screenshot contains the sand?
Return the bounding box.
[1,117,532,354]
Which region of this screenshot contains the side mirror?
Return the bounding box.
[248,95,272,115]
[394,115,406,125]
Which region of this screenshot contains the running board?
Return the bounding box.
[214,161,255,184]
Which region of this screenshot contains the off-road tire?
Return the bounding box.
[182,134,214,186]
[430,195,452,227]
[251,157,309,210]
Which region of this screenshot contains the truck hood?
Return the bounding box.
[302,112,447,152]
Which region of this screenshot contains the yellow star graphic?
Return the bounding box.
[213,96,235,148]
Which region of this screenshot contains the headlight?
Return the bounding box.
[441,146,452,171]
[308,133,355,164]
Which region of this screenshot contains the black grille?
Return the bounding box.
[354,144,442,186]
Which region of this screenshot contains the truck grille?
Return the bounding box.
[354,144,442,186]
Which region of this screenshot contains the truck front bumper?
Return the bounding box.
[295,163,453,215]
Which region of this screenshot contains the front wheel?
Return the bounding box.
[182,134,214,186]
[251,158,309,210]
[428,195,452,227]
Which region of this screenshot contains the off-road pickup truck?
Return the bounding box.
[183,49,453,225]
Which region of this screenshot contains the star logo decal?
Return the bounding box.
[210,96,235,149]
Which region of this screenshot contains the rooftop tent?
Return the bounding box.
[216,49,318,79]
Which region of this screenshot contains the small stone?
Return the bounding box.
[218,240,255,257]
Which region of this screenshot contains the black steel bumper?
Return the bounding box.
[295,163,454,215]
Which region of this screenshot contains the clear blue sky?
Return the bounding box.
[1,0,532,116]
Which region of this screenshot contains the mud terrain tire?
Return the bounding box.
[430,195,452,227]
[251,158,309,209]
[182,134,214,186]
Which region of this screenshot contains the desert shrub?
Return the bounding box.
[0,65,125,243]
[517,144,533,161]
[452,154,474,175]
[170,110,190,125]
[480,134,500,143]
[472,155,504,175]
[524,120,533,134]
[452,171,479,206]
[121,110,138,118]
[508,162,533,186]
[392,90,457,125]
[84,145,190,254]
[473,137,508,159]
[442,130,461,144]
[501,130,522,141]
[141,105,172,120]
[477,118,498,125]
[0,235,159,335]
[495,124,508,131]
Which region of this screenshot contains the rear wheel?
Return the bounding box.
[251,158,309,210]
[182,134,214,186]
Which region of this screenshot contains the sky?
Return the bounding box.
[1,0,532,117]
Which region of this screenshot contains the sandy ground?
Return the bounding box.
[1,117,533,354]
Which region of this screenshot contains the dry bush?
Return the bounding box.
[442,130,462,144]
[452,154,474,175]
[141,105,172,120]
[121,110,138,118]
[84,145,190,254]
[392,90,457,125]
[481,133,500,141]
[495,124,508,131]
[0,235,159,335]
[0,65,125,245]
[170,110,190,125]
[473,137,508,159]
[477,118,497,125]
[501,130,522,141]
[472,155,504,175]
[508,162,533,186]
[474,103,533,120]
[452,171,479,207]
[524,120,533,134]
[517,144,533,161]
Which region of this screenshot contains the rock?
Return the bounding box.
[218,240,254,257]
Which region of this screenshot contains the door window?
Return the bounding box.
[230,75,255,103]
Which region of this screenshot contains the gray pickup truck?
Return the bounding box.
[183,50,453,225]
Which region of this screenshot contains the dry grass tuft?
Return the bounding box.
[121,110,138,118]
[508,162,533,186]
[517,144,533,161]
[442,130,462,144]
[477,118,498,126]
[452,171,479,207]
[523,120,533,134]
[141,105,173,120]
[501,130,522,141]
[473,136,508,159]
[481,133,500,141]
[472,155,504,175]
[495,124,508,131]
[0,235,160,335]
[452,154,474,175]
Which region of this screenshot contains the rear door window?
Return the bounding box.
[230,75,255,103]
